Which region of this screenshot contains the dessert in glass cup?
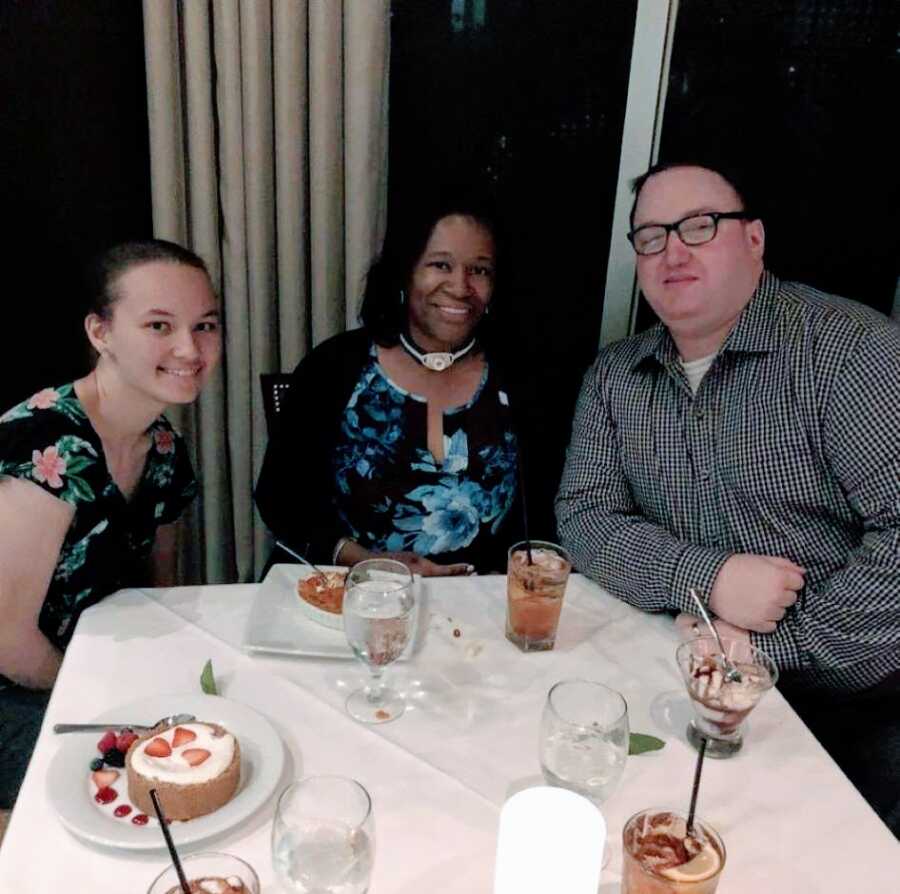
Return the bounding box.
[676,635,777,757]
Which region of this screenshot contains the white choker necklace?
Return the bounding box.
[399,333,476,372]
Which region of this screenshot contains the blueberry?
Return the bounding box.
[89,757,104,771]
[103,748,125,768]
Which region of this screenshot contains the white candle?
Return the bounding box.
[493,786,606,894]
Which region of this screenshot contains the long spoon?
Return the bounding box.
[275,539,330,576]
[53,712,195,734]
[687,588,743,683]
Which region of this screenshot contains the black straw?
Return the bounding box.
[149,789,190,894]
[686,736,707,835]
[515,441,533,565]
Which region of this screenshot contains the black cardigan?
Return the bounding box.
[254,328,558,575]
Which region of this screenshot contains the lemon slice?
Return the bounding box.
[659,846,720,881]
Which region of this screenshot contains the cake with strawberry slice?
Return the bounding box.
[126,722,241,821]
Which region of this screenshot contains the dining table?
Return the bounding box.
[0,569,896,893]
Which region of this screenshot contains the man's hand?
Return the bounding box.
[709,554,805,633]
[675,612,752,648]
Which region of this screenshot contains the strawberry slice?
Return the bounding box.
[116,730,139,753]
[181,748,211,767]
[171,726,197,748]
[97,730,117,754]
[91,768,120,789]
[144,736,172,758]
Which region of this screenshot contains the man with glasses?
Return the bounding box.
[556,161,899,835]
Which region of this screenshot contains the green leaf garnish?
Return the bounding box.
[200,659,218,695]
[629,732,665,755]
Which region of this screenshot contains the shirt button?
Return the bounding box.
[698,469,710,481]
[693,407,705,420]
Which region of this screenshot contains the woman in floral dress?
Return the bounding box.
[0,239,222,808]
[256,193,532,577]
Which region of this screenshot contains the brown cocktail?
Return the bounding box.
[505,541,572,652]
[622,808,725,894]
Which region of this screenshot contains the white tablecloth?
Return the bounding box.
[1,574,896,892]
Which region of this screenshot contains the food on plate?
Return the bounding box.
[126,721,241,821]
[297,570,347,615]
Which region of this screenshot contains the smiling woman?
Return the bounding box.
[0,239,222,809]
[255,192,531,578]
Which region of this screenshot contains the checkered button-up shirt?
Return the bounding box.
[556,271,900,694]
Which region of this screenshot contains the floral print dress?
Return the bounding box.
[0,384,197,652]
[332,353,518,568]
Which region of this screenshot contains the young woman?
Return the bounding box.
[0,239,221,808]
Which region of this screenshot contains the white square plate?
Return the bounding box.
[243,564,419,659]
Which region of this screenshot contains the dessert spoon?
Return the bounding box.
[53,712,196,734]
[275,539,330,576]
[687,588,743,683]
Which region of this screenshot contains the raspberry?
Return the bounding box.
[94,786,118,804]
[97,730,117,754]
[116,730,139,753]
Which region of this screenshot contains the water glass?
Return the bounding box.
[539,679,629,805]
[272,776,374,894]
[343,558,415,723]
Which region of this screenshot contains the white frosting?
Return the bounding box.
[130,723,235,784]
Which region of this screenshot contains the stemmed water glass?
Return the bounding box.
[539,679,630,805]
[342,558,415,724]
[271,775,374,894]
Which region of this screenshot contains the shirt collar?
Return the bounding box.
[628,269,783,371]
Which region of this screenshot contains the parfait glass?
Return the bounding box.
[676,636,778,758]
[343,558,415,724]
[272,776,374,894]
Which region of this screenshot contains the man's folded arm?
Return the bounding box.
[751,326,900,689]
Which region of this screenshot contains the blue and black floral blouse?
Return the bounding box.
[0,383,197,649]
[332,353,518,567]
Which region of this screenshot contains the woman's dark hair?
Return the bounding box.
[359,190,502,348]
[87,239,209,320]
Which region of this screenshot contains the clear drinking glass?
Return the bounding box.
[147,852,260,894]
[676,636,778,758]
[271,776,375,894]
[343,558,415,723]
[539,679,629,805]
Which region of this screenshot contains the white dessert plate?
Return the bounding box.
[46,693,284,850]
[244,563,418,659]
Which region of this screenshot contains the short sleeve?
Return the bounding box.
[0,385,106,508]
[147,419,198,526]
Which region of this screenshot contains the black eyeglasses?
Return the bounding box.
[627,211,753,256]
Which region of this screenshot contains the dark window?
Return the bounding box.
[636,0,899,330]
[0,0,152,410]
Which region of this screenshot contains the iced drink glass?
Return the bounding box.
[622,808,725,894]
[505,541,572,652]
[676,636,777,758]
[148,852,259,894]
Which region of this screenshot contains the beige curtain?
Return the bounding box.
[142,1,390,583]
